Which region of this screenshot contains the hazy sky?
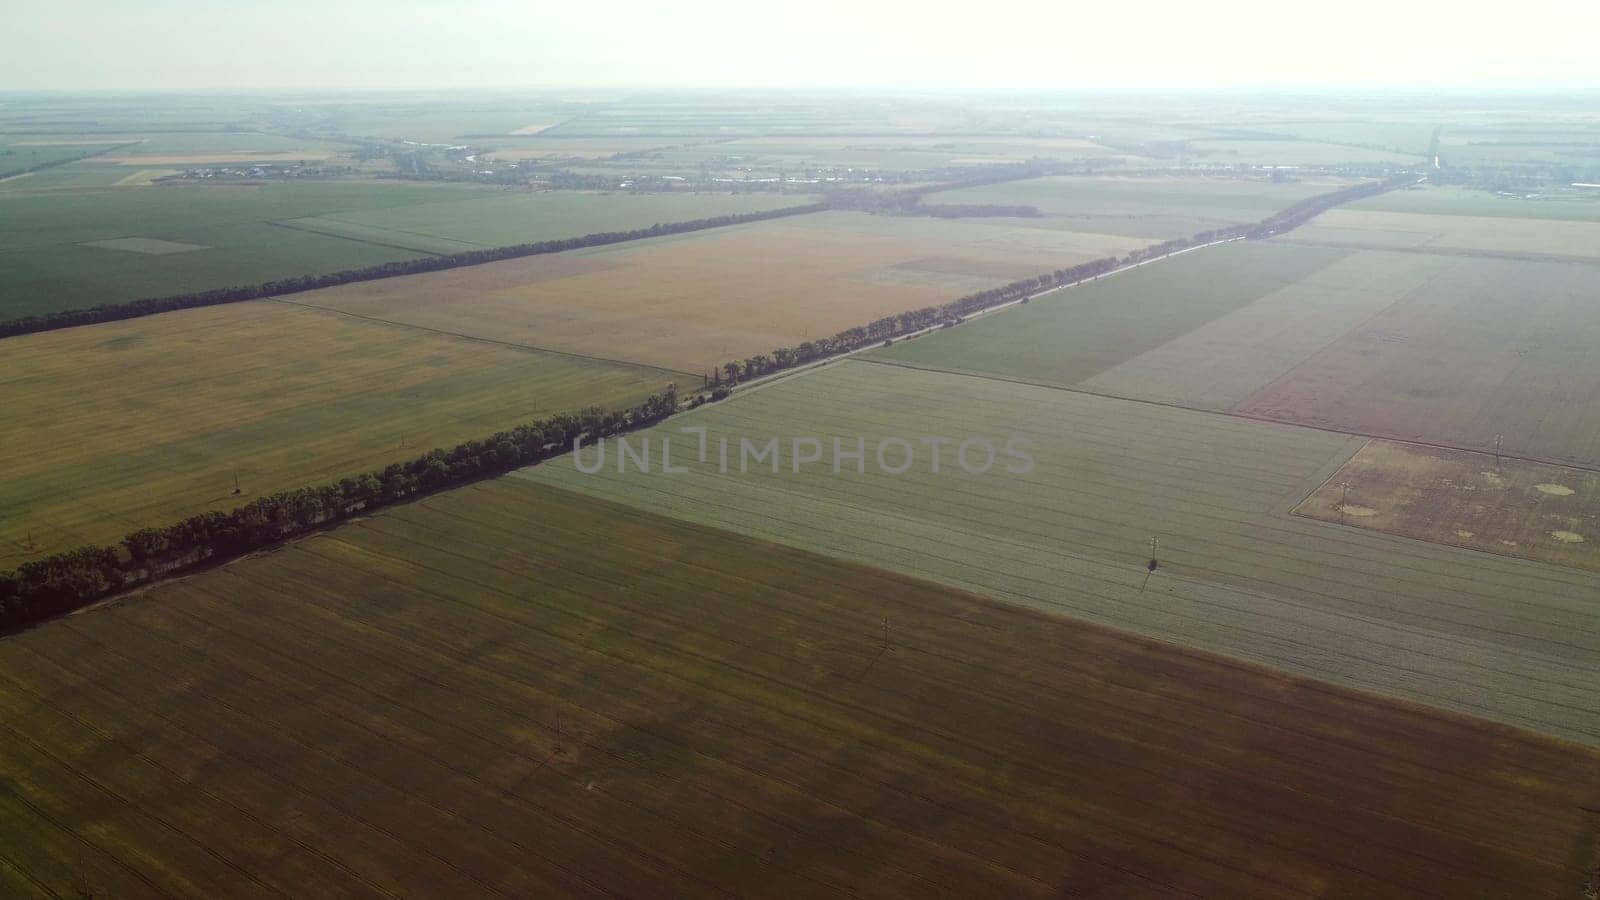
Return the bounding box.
[4,0,1598,91]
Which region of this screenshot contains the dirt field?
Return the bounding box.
[0,302,666,562]
[528,360,1600,744]
[1,479,1595,898]
[1297,440,1599,571]
[1290,208,1600,260]
[293,211,1155,374]
[1236,253,1600,468]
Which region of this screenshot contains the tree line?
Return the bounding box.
[0,387,680,632]
[0,204,827,340]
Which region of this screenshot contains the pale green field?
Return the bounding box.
[1350,185,1600,221]
[867,240,1352,388]
[1077,248,1459,410]
[524,360,1600,744]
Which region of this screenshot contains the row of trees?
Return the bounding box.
[0,173,1417,632]
[0,387,680,631]
[1244,173,1419,238]
[0,204,827,339]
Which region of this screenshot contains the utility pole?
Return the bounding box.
[1494,433,1504,470]
[1340,481,1350,524]
[1142,537,1160,591]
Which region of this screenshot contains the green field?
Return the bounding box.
[1351,185,1600,220]
[288,190,808,249]
[868,240,1353,388]
[526,361,1600,743]
[0,142,126,179]
[1075,247,1458,410]
[1182,138,1425,166]
[923,175,1353,238]
[0,301,667,562]
[1,479,1595,897]
[0,182,810,319]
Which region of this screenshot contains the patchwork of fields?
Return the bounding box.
[0,182,808,318]
[2,481,1595,897]
[0,302,667,562]
[526,362,1600,743]
[5,93,1600,897]
[290,210,1157,374]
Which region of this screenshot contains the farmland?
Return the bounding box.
[1296,439,1598,571]
[868,240,1356,390]
[1,480,1597,897]
[0,302,667,562]
[925,175,1361,238]
[292,210,1159,374]
[1288,207,1600,260]
[0,181,810,319]
[526,361,1600,743]
[1236,252,1600,468]
[868,235,1600,469]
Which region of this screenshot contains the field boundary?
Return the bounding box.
[0,201,829,340]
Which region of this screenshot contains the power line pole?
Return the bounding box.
[1142,536,1159,591]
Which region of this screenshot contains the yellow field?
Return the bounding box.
[0,302,667,562]
[292,211,1153,373]
[1296,440,1599,571]
[1292,209,1600,260]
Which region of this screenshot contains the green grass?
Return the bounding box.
[526,360,1600,744]
[2,478,1595,897]
[865,240,1351,387]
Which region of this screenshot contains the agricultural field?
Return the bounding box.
[0,182,807,318]
[1077,248,1459,410]
[870,236,1600,470]
[2,480,1597,897]
[1289,207,1600,259]
[1242,119,1441,156]
[0,302,667,563]
[868,240,1356,389]
[0,141,128,178]
[526,361,1600,744]
[1350,184,1600,221]
[633,136,1137,175]
[1179,138,1425,166]
[282,190,808,251]
[291,210,1159,375]
[922,174,1355,238]
[1235,252,1600,468]
[1296,440,1598,571]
